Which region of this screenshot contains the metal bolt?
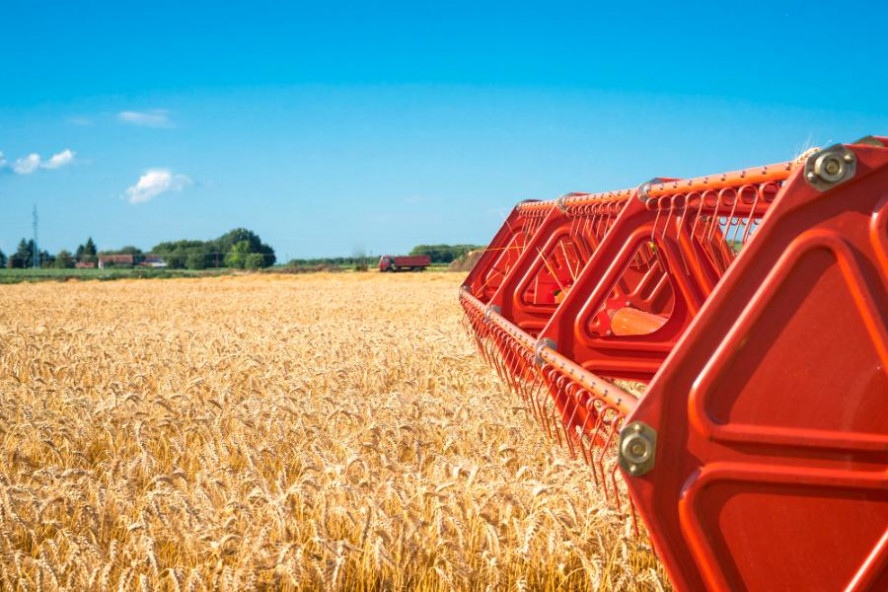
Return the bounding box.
[813,152,847,183]
[844,153,855,163]
[806,172,817,182]
[619,421,657,477]
[621,432,652,464]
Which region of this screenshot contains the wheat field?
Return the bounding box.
[0,272,668,591]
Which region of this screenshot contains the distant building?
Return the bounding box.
[98,254,134,269]
[75,261,96,269]
[140,255,167,268]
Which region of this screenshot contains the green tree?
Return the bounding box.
[244,253,265,269]
[165,253,186,269]
[54,250,75,269]
[186,251,210,269]
[149,228,276,270]
[76,238,98,263]
[409,244,483,264]
[224,240,251,269]
[11,239,33,268]
[214,228,275,267]
[0,249,6,268]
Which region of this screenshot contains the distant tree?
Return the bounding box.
[99,245,145,265]
[11,239,33,268]
[39,251,55,268]
[409,244,483,264]
[244,253,265,269]
[214,228,275,267]
[148,228,275,270]
[76,238,98,263]
[186,251,210,269]
[225,240,252,269]
[151,239,204,269]
[54,249,75,269]
[0,250,5,268]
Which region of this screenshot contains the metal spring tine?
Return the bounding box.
[520,355,540,420]
[570,206,581,241]
[577,207,589,254]
[489,334,506,377]
[575,398,593,465]
[671,194,693,276]
[689,191,706,239]
[532,366,553,435]
[723,189,741,254]
[528,364,546,421]
[593,205,605,242]
[660,195,675,242]
[557,387,577,458]
[650,196,666,243]
[537,381,556,443]
[603,204,615,238]
[596,418,620,503]
[502,341,521,394]
[593,204,605,247]
[577,391,600,466]
[578,209,591,263]
[629,496,641,538]
[688,191,708,272]
[512,347,530,403]
[548,373,566,448]
[545,373,566,449]
[560,378,583,457]
[740,184,763,246]
[706,188,728,241]
[586,408,605,490]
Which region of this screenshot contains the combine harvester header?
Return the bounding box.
[460,137,888,591]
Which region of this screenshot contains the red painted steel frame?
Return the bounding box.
[626,139,888,591]
[461,137,888,591]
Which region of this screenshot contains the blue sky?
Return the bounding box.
[1,0,886,260]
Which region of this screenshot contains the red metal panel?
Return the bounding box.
[624,142,888,591]
[462,205,540,303]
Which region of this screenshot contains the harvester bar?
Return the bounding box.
[645,159,794,197]
[460,288,637,416]
[516,159,796,212]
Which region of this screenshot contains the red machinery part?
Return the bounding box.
[460,137,888,591]
[625,139,888,591]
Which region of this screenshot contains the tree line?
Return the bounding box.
[284,244,485,268]
[408,244,483,263]
[0,228,276,270]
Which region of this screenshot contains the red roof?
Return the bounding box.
[98,254,134,264]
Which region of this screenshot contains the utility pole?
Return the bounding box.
[32,204,39,269]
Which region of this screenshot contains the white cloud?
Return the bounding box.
[7,149,76,174]
[125,169,192,204]
[13,153,41,175]
[118,109,174,128]
[43,149,76,169]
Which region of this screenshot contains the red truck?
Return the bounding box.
[378,255,431,272]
